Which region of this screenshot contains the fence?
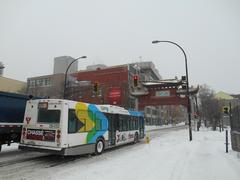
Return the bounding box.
[231,105,240,152]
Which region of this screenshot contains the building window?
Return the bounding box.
[44,78,51,86]
[28,78,52,88]
[146,107,151,114]
[29,80,36,88]
[36,79,43,86]
[152,109,157,115]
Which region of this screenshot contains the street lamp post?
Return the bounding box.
[152,40,192,141]
[63,56,87,99]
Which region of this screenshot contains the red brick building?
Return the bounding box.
[27,61,189,125]
[66,62,161,110]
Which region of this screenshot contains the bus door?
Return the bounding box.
[108,114,118,146]
[139,116,144,138]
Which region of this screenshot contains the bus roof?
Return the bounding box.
[29,99,144,117]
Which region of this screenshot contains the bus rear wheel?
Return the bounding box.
[95,139,104,155]
[134,133,139,143]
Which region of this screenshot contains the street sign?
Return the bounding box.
[155,90,170,97]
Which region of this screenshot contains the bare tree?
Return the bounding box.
[198,84,221,130]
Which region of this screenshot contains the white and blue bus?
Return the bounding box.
[19,99,145,155]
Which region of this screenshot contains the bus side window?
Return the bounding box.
[139,116,144,129]
[130,116,133,130]
[119,115,123,131]
[136,117,139,129]
[133,117,137,130]
[126,115,130,131]
[96,112,110,131]
[68,109,77,133]
[116,114,120,130]
[85,111,94,132]
[122,115,127,131]
[125,116,128,131]
[75,110,94,132]
[79,119,86,132]
[95,116,101,131]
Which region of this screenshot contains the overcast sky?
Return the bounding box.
[0,0,239,94]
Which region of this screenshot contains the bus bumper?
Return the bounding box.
[18,143,96,156]
[19,144,65,155]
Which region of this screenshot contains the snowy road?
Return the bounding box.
[0,126,182,180]
[0,127,240,180]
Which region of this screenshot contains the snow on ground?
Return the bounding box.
[0,123,183,152]
[1,143,19,152]
[145,122,185,131]
[26,128,240,180]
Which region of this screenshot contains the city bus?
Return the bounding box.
[19,99,145,156]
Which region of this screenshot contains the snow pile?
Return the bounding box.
[1,143,19,152]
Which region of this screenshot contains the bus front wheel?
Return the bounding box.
[95,139,104,155]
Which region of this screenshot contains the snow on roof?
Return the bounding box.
[215,91,235,100]
[98,104,130,114]
[142,79,182,86]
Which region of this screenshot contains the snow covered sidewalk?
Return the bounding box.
[40,128,240,180]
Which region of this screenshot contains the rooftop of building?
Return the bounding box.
[214,91,236,100]
[78,61,161,80]
[27,60,162,81]
[27,73,64,80]
[231,94,240,99]
[0,76,26,83]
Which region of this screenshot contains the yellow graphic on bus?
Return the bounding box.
[75,102,95,133]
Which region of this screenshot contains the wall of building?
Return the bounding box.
[27,74,64,98]
[69,66,132,108]
[26,61,190,126]
[53,56,78,74]
[0,76,26,93]
[144,105,187,125]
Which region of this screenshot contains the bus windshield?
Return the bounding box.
[37,109,61,123]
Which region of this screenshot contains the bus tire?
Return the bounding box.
[95,139,104,155]
[134,133,139,143]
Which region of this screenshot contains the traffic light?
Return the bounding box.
[223,106,229,114]
[93,82,98,93]
[181,76,186,82]
[133,75,139,87]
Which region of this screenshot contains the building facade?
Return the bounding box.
[0,76,26,93]
[27,61,188,125]
[27,74,65,98]
[65,62,161,110]
[53,56,78,74]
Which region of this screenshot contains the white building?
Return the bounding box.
[53,56,78,74]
